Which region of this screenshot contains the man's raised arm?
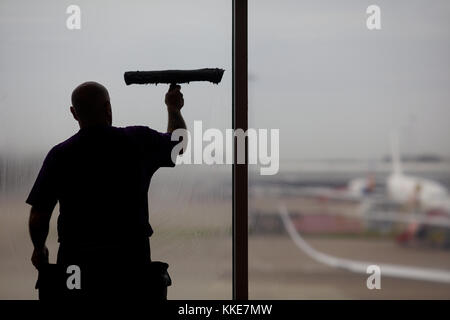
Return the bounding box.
[165,84,186,133]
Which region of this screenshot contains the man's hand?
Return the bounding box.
[31,246,49,269]
[165,84,184,113]
[165,84,187,133]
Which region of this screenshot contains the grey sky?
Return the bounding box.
[1,0,449,161]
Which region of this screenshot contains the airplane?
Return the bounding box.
[260,132,450,245]
[386,133,450,212]
[291,175,377,203]
[293,133,450,213]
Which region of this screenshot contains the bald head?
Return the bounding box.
[70,81,112,128]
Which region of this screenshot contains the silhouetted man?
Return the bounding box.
[26,81,186,299]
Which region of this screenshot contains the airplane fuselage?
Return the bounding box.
[387,173,448,210]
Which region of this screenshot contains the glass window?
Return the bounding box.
[0,0,232,299]
[249,0,450,299]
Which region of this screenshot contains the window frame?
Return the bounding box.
[232,0,248,300]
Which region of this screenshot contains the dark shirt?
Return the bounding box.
[26,125,177,245]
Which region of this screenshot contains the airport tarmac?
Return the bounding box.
[2,208,449,299]
[1,165,450,300]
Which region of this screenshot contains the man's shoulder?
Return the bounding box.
[121,125,166,140]
[49,125,165,154]
[122,125,155,134]
[51,132,82,153]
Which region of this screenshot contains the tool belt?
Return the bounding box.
[35,261,172,300]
